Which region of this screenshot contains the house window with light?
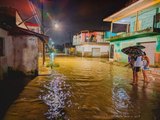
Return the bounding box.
[0,38,4,56]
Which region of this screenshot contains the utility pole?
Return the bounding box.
[41,0,46,65]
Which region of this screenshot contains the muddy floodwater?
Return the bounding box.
[4,57,160,120]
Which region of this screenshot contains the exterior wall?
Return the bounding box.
[73,34,82,45]
[38,40,43,55]
[81,33,87,42]
[105,31,117,39]
[75,44,109,57]
[73,31,105,45]
[110,36,159,65]
[12,36,38,74]
[26,23,42,55]
[0,29,8,79]
[0,27,39,80]
[96,32,104,42]
[73,35,77,46]
[130,3,160,32]
[155,36,160,65]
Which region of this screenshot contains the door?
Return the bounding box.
[92,48,101,57]
[110,44,114,59]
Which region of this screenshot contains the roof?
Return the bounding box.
[25,22,40,27]
[103,0,160,22]
[0,23,48,43]
[0,7,48,42]
[10,27,48,43]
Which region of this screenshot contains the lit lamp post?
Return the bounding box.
[44,23,59,52]
[44,23,59,63]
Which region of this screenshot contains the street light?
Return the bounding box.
[44,23,60,35]
[54,23,59,29]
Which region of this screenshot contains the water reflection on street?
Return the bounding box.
[4,57,160,120]
[39,73,72,119]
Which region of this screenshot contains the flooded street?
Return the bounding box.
[4,57,160,120]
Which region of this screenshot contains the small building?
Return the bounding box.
[0,7,48,80]
[73,30,109,57]
[103,0,160,65]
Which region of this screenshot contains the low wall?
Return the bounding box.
[76,51,108,58]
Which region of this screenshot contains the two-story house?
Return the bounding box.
[103,0,160,65]
[73,30,109,57]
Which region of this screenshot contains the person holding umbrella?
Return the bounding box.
[122,45,144,85]
[132,54,143,85]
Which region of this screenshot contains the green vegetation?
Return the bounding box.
[46,62,60,69]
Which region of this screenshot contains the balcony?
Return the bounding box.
[73,41,109,46]
[105,27,160,42]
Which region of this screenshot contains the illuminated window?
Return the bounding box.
[0,38,4,56]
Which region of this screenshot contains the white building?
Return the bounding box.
[73,30,109,57]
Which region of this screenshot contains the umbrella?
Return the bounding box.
[131,45,145,49]
[121,46,144,56]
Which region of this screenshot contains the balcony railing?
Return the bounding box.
[105,27,160,41]
[73,41,109,46]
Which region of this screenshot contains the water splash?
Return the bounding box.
[39,74,72,120]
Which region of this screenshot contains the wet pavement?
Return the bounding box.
[3,57,160,120]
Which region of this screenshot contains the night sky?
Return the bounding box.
[0,0,129,45]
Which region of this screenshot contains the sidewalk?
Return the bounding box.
[38,57,52,76]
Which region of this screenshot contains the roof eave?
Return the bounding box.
[9,27,48,43]
[103,0,160,22]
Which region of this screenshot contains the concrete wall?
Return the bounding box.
[12,36,38,73]
[73,31,105,45]
[95,32,104,42]
[155,36,160,65]
[0,28,11,79]
[0,28,39,80]
[76,44,109,57]
[110,35,159,65]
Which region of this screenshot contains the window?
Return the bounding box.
[0,38,4,56]
[154,13,160,28]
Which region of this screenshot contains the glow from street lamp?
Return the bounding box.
[54,23,59,29]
